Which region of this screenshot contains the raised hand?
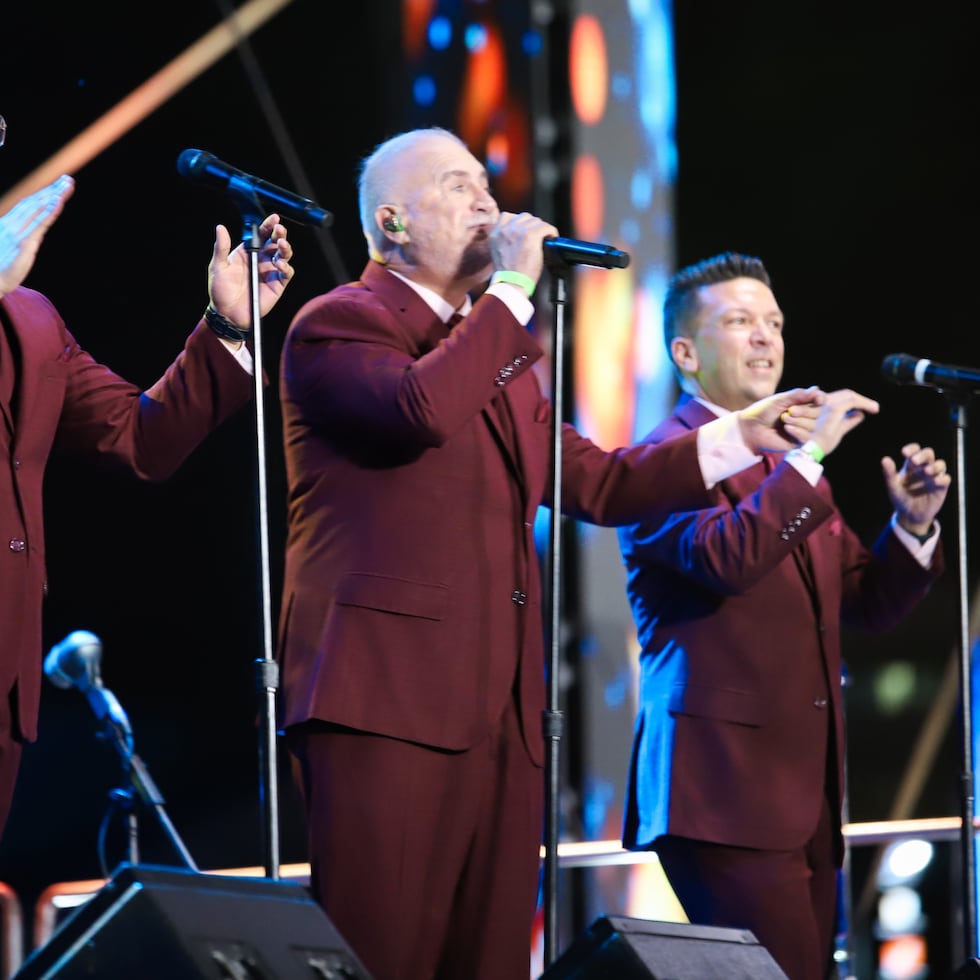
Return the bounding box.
[737,385,826,454]
[207,212,295,326]
[882,443,951,535]
[0,175,74,297]
[804,388,881,458]
[489,211,558,284]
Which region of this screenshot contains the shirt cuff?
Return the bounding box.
[784,447,823,486]
[891,515,941,568]
[485,282,535,326]
[696,413,760,488]
[218,336,254,374]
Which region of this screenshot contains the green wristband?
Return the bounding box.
[799,439,825,464]
[490,270,536,297]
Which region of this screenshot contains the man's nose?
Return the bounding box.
[474,187,497,212]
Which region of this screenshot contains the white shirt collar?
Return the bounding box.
[386,268,472,324]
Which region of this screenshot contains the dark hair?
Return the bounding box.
[663,252,771,353]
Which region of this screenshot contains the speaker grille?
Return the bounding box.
[539,915,789,980]
[14,863,374,980]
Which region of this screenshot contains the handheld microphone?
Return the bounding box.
[44,631,132,741]
[543,236,631,270]
[176,148,333,228]
[881,353,980,394]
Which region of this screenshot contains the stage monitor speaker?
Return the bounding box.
[13,862,374,979]
[537,914,789,979]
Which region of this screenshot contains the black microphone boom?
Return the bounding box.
[881,353,980,395]
[543,236,630,270]
[176,148,333,228]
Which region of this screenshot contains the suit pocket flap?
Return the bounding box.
[335,572,448,621]
[668,684,765,727]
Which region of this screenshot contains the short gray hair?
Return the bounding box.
[357,127,466,255]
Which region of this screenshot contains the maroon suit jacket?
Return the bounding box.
[0,286,253,742]
[276,261,707,766]
[618,393,943,857]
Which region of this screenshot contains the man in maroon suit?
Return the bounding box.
[276,129,833,980]
[617,252,950,980]
[0,173,294,840]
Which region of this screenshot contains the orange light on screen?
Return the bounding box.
[570,152,605,242]
[574,266,637,451]
[458,24,507,151]
[569,14,608,126]
[877,933,927,979]
[481,100,532,206]
[402,0,438,61]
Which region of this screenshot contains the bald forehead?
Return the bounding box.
[388,133,486,190]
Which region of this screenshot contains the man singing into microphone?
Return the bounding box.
[0,163,295,846]
[275,127,834,980]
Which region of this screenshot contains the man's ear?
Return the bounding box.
[671,335,698,373]
[376,206,405,238]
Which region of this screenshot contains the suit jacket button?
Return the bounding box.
[813,697,828,709]
[511,590,527,606]
[8,539,25,553]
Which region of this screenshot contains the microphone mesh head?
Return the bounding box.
[881,353,916,384]
[45,630,102,691]
[176,148,209,177]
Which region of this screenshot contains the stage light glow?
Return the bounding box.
[457,24,506,150]
[522,30,543,57]
[464,22,490,53]
[873,660,917,715]
[485,131,509,176]
[402,0,438,60]
[878,886,925,935]
[878,932,927,980]
[882,839,934,884]
[570,152,604,241]
[413,74,438,108]
[569,14,608,126]
[428,16,452,51]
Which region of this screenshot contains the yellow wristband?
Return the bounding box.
[490,270,536,297]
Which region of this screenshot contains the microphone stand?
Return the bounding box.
[226,186,282,882]
[541,267,570,969]
[943,392,977,965]
[96,708,199,873]
[539,250,631,967]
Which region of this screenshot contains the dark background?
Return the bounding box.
[1,0,978,970]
